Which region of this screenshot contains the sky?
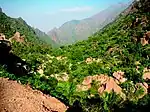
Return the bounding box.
[0,0,131,32]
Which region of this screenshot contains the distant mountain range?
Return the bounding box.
[47,3,129,45]
[33,28,58,47]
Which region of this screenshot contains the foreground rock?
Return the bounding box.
[0,78,67,112]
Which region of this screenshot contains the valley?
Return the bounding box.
[0,0,150,112]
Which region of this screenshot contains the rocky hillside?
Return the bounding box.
[0,9,38,43]
[49,0,149,111]
[0,0,150,112]
[48,3,129,45]
[0,8,55,47]
[0,78,67,112]
[0,8,53,68]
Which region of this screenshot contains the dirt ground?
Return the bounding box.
[0,78,67,112]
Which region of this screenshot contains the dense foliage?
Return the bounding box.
[0,0,150,111]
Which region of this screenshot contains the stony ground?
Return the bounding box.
[0,78,67,112]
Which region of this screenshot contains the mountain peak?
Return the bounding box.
[48,3,129,45]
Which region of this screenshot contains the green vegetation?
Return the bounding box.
[0,0,150,111]
[34,28,59,48]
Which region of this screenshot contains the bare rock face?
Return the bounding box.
[143,72,150,80]
[141,38,148,46]
[9,32,25,43]
[85,57,93,64]
[141,31,150,46]
[143,68,150,80]
[0,78,67,112]
[113,71,127,83]
[82,76,93,85]
[77,74,123,95]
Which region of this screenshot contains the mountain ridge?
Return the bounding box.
[0,0,150,111]
[33,28,58,47]
[48,2,129,45]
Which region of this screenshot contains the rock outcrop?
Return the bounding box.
[51,72,69,82]
[77,74,123,95]
[141,31,150,46]
[0,78,67,112]
[113,71,127,83]
[9,32,25,43]
[77,72,149,99]
[143,68,150,80]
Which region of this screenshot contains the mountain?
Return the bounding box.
[0,8,57,48]
[48,3,129,45]
[0,10,38,43]
[33,28,58,47]
[0,8,52,67]
[0,0,150,111]
[50,0,150,111]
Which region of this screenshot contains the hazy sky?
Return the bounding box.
[0,0,131,32]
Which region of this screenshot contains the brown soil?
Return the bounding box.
[0,78,67,112]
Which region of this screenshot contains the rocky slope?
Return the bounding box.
[48,3,129,45]
[0,78,67,112]
[0,0,150,112]
[0,8,55,47]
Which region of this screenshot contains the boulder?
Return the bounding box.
[143,68,150,80]
[143,72,150,80]
[9,32,25,43]
[113,71,127,83]
[77,74,123,96]
[85,57,93,64]
[82,76,93,85]
[141,31,150,46]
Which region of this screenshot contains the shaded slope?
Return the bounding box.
[34,28,59,48]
